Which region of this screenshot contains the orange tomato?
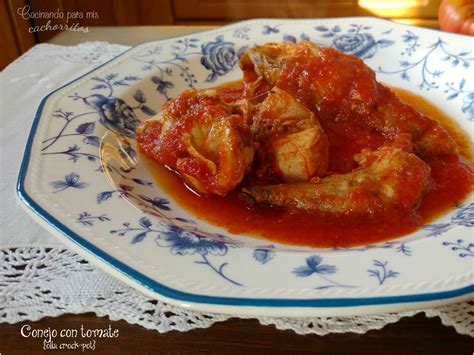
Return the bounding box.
[438,0,474,35]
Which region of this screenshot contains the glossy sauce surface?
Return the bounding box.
[142,85,473,248]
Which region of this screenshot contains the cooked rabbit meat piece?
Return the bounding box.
[240,41,458,156]
[242,144,431,217]
[251,87,329,182]
[136,88,255,196]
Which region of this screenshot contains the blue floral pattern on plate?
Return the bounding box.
[293,255,355,289]
[253,248,275,264]
[314,24,395,59]
[423,202,474,237]
[201,35,245,82]
[368,260,399,285]
[17,18,474,316]
[111,217,243,285]
[50,172,88,193]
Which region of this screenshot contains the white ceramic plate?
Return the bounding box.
[18,18,473,317]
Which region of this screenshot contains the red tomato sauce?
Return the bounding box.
[141,85,473,248]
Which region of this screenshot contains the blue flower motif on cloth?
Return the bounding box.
[368,260,399,285]
[442,239,474,257]
[50,172,88,193]
[423,202,474,237]
[293,255,354,289]
[111,217,242,286]
[201,35,244,82]
[253,248,275,264]
[314,24,394,59]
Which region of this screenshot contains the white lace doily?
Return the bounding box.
[1,41,472,336]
